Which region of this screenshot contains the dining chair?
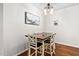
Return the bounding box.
[28,34,42,56]
[44,33,56,56]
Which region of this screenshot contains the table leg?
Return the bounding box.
[42,41,44,56]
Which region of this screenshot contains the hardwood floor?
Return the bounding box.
[55,43,79,56]
[18,43,79,56]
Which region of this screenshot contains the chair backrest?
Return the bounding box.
[28,34,37,46]
[50,33,56,43]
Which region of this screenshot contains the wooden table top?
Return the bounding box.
[25,33,52,40]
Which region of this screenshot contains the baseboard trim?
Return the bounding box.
[56,42,79,49]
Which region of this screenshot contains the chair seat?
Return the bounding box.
[44,40,50,43]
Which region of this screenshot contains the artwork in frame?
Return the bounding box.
[25,12,40,25]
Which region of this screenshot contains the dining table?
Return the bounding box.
[25,32,53,56]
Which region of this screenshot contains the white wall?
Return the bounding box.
[44,4,79,48]
[0,3,3,55]
[3,3,43,56]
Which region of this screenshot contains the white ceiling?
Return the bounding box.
[30,3,79,10]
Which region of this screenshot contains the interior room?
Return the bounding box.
[0,3,79,56]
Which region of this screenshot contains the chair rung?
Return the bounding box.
[31,52,35,56]
[44,51,50,54]
[30,50,42,56]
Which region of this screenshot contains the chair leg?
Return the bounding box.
[40,46,42,53]
[52,43,56,55]
[52,49,55,55]
[29,48,30,56]
[35,48,37,56]
[46,46,48,51]
[50,45,52,56]
[53,43,56,55]
[54,43,56,50]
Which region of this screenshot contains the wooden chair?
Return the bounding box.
[28,34,42,56]
[44,33,56,56]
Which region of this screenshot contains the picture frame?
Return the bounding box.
[25,12,40,25]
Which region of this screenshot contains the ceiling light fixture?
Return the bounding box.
[44,3,53,15]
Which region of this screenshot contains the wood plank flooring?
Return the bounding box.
[18,43,79,56]
[55,43,79,56]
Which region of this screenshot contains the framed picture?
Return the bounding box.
[25,12,40,25]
